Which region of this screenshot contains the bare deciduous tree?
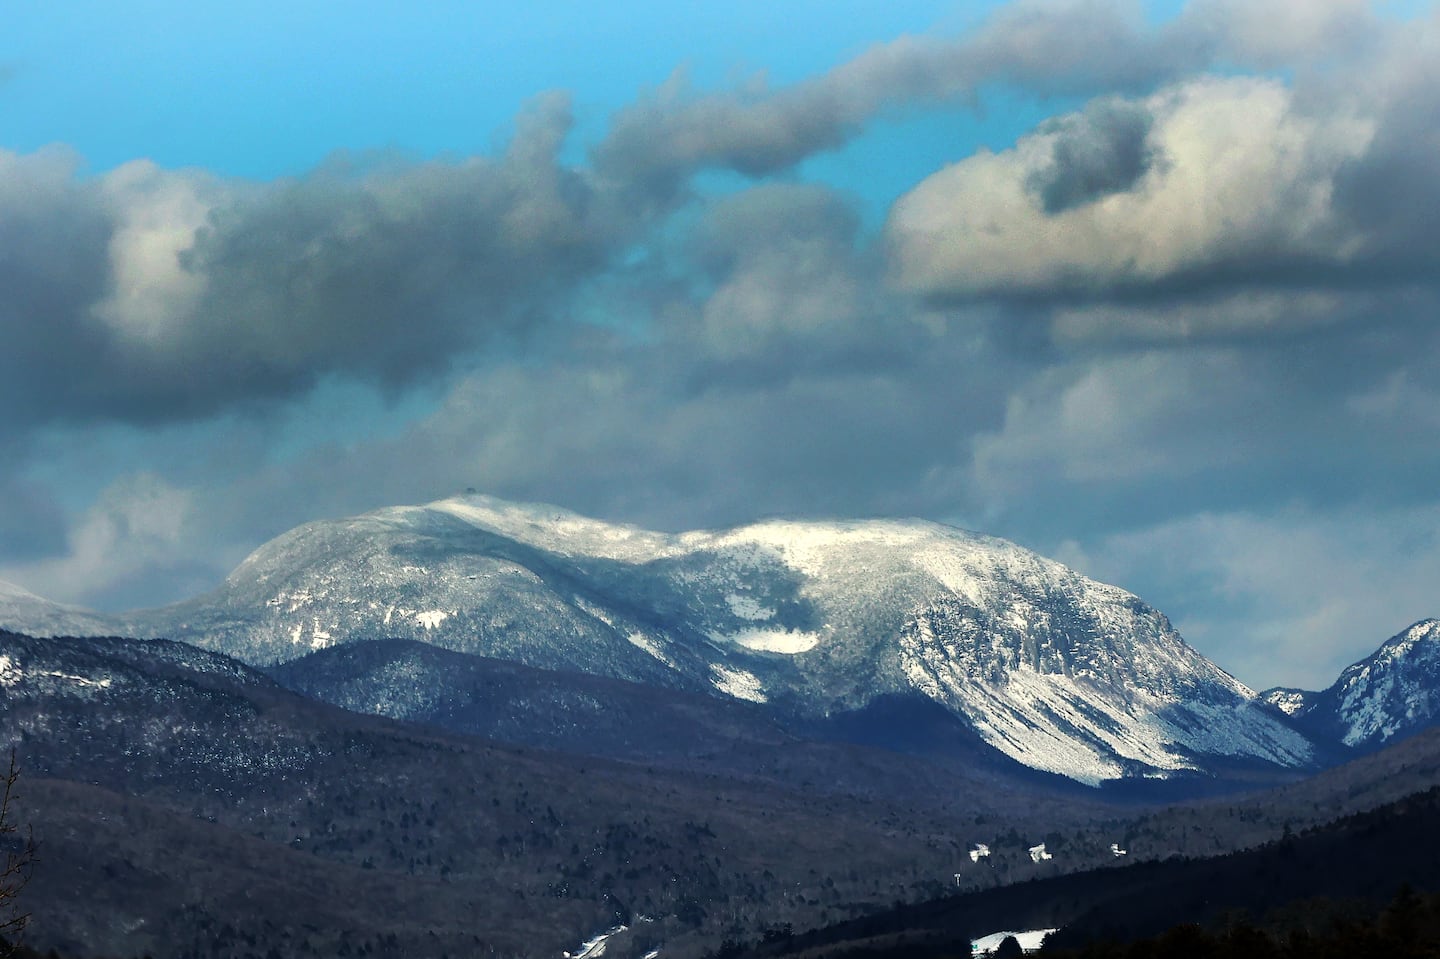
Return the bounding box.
[0,750,35,956]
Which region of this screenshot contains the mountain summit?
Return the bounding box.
[110,494,1313,785]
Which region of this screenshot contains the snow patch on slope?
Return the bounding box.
[432,495,679,562]
[627,632,675,668]
[0,652,113,692]
[710,664,767,703]
[415,610,449,630]
[725,593,774,621]
[719,627,821,654]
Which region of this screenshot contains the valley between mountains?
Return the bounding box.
[2,494,1440,958]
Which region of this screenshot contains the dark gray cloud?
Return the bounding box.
[0,149,119,428]
[591,0,1215,204]
[1330,30,1440,272]
[0,475,67,562]
[0,94,632,436]
[1028,98,1158,213]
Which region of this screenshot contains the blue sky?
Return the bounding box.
[4,2,1006,178]
[2,0,1439,690]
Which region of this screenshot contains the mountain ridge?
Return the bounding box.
[72,492,1314,785]
[30,495,1440,785]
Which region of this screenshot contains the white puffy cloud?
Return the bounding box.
[887,75,1374,299]
[91,160,225,344]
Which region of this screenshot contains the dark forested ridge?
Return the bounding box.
[0,631,1108,959]
[721,786,1440,959]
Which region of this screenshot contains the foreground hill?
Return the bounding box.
[108,493,1314,786]
[725,784,1440,959]
[0,629,1108,959]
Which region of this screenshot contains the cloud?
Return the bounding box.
[91,160,224,343]
[678,183,901,362]
[0,148,119,428]
[0,94,630,436]
[971,307,1440,525]
[887,8,1440,320]
[1055,505,1440,691]
[1177,0,1382,68]
[886,75,1375,301]
[589,0,1392,205]
[0,473,208,610]
[1047,289,1362,344]
[591,0,1206,203]
[5,0,1426,449]
[1027,97,1159,214]
[0,476,67,563]
[1329,11,1440,270]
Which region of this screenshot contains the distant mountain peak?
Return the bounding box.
[0,578,120,639]
[1330,620,1440,748]
[1349,619,1440,674]
[1268,620,1440,753]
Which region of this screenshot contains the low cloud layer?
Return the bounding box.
[2,0,1438,691]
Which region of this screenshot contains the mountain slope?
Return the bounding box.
[266,638,1086,801]
[118,493,1315,785]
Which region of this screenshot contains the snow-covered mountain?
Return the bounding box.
[0,578,121,639]
[1265,620,1440,752]
[105,494,1314,785]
